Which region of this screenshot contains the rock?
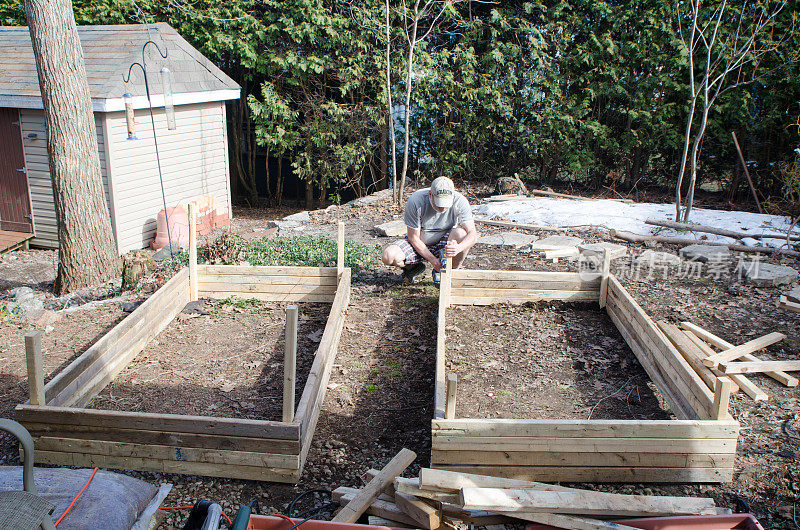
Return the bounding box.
[530,235,583,251]
[283,211,311,222]
[122,250,157,290]
[152,244,185,262]
[679,244,732,263]
[349,189,392,206]
[737,261,798,286]
[12,286,35,302]
[122,300,142,313]
[266,220,301,231]
[633,249,682,265]
[182,300,210,315]
[496,176,525,195]
[34,310,61,327]
[374,219,406,237]
[578,242,627,260]
[324,205,339,213]
[44,325,54,334]
[784,285,800,304]
[478,232,537,248]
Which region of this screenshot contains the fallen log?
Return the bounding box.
[644,218,799,242]
[609,229,800,258]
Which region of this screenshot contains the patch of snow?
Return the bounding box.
[475,198,793,248]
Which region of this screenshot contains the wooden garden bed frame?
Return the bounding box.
[16,217,351,483]
[432,264,739,483]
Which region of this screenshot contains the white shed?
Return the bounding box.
[0,23,240,254]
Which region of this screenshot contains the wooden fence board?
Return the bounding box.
[430,465,733,483]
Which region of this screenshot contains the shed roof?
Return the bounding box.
[0,23,240,112]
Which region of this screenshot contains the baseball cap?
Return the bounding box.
[430,177,455,208]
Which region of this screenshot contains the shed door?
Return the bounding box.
[0,108,33,233]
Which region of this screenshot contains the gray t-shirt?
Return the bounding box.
[404,188,474,245]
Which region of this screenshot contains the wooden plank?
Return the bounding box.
[431,436,735,453]
[196,282,337,295]
[33,436,300,469]
[394,491,440,529]
[434,278,448,419]
[606,281,713,419]
[337,221,345,277]
[680,330,766,401]
[283,305,298,423]
[15,404,300,440]
[599,249,611,309]
[450,291,599,306]
[393,477,460,504]
[607,283,714,413]
[332,448,416,523]
[188,201,198,301]
[431,418,739,439]
[681,322,797,387]
[431,449,734,468]
[24,331,45,406]
[198,265,337,276]
[606,300,695,420]
[452,278,599,291]
[445,374,457,420]
[458,487,716,516]
[702,332,786,368]
[34,449,299,483]
[719,360,800,374]
[67,287,190,407]
[419,467,579,493]
[296,270,351,471]
[505,513,643,530]
[712,377,734,420]
[779,295,800,313]
[332,488,419,527]
[657,321,735,393]
[197,274,339,286]
[43,268,189,403]
[24,422,300,454]
[430,465,732,483]
[451,269,596,283]
[198,291,336,303]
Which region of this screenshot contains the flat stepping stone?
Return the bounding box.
[578,242,627,260]
[785,285,800,304]
[477,232,537,248]
[737,261,798,286]
[374,220,406,237]
[530,235,583,251]
[679,244,732,263]
[633,249,682,265]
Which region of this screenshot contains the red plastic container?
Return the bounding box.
[247,516,407,530]
[151,205,189,250]
[525,514,762,530]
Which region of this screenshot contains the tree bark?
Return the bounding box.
[398,0,420,204]
[385,0,399,203]
[24,0,120,295]
[276,154,284,206]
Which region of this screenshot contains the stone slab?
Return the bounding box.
[283,211,311,222]
[578,242,627,260]
[785,285,800,304]
[530,235,583,251]
[737,261,798,286]
[374,219,407,237]
[633,249,682,265]
[679,244,732,263]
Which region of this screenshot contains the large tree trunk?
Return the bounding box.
[24,0,120,295]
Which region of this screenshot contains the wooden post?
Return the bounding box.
[283,305,298,423]
[731,131,763,214]
[25,331,45,406]
[188,201,198,301]
[445,373,457,419]
[441,258,451,309]
[599,249,611,308]
[711,376,734,420]
[337,221,345,277]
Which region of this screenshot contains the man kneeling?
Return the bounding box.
[381,177,478,284]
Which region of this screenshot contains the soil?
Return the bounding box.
[87,300,330,421]
[0,184,798,528]
[446,302,669,421]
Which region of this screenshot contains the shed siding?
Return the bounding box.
[19,109,111,249]
[106,101,230,254]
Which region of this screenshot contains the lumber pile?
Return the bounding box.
[656,321,797,405]
[332,465,722,529]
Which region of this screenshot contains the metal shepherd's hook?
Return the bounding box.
[122,40,176,260]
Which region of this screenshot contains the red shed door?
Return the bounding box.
[0,108,33,233]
